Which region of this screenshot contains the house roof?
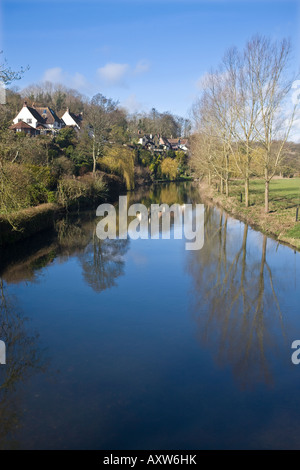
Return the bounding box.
[168,138,189,145]
[9,121,37,131]
[159,136,170,145]
[19,102,62,125]
[69,111,82,127]
[60,109,83,128]
[26,106,45,123]
[33,106,62,125]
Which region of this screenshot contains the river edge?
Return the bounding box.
[0,176,193,246]
[0,173,126,246]
[198,181,300,252]
[3,178,298,252]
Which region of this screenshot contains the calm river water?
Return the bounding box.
[0,182,300,449]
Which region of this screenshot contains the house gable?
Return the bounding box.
[13,104,39,128]
[61,109,82,129]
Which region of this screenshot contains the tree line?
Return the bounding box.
[190,35,299,213]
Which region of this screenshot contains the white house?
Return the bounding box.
[138,134,155,147]
[13,102,63,133]
[61,108,83,130]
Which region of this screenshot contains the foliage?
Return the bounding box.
[0,163,55,214]
[100,145,135,190]
[55,127,77,149]
[57,175,106,208]
[161,158,178,180]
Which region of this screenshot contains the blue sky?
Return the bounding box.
[1,0,300,118]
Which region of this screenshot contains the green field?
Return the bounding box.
[230,178,300,211]
[207,177,300,247]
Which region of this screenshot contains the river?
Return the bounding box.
[0,182,300,449]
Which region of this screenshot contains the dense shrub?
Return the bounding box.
[0,163,56,213]
[57,174,107,208]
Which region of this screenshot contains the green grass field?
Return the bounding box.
[230,178,300,211]
[207,177,300,247]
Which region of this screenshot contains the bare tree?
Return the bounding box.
[84,93,119,176]
[191,35,298,212]
[222,47,261,207]
[192,68,236,196]
[245,36,298,212]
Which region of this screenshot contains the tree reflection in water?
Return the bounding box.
[56,216,130,293]
[79,236,129,293]
[186,206,284,389]
[0,279,46,449]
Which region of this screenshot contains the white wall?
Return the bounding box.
[13,107,38,128]
[61,111,79,128]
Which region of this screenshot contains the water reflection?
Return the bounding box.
[0,183,197,289]
[79,238,129,293]
[0,213,130,294]
[0,279,46,449]
[0,182,299,449]
[187,205,285,388]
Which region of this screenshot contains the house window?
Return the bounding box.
[18,119,22,122]
[27,119,32,124]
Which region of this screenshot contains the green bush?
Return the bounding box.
[57,175,107,208]
[0,163,56,213]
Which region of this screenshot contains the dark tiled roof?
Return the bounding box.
[69,112,82,127]
[33,107,62,125]
[26,106,45,123]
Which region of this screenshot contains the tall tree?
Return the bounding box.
[245,36,298,212]
[84,93,119,176]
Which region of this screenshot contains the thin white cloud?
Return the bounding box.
[43,67,64,83]
[121,93,145,113]
[71,72,88,89]
[134,60,150,75]
[97,63,130,87]
[97,60,150,87]
[42,67,89,91]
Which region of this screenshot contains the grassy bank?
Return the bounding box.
[0,203,63,246]
[199,177,300,250]
[0,172,126,246]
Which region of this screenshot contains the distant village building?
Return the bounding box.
[158,135,171,150]
[11,102,84,135]
[168,138,189,151]
[138,134,189,153]
[12,102,63,133]
[61,108,83,130]
[138,134,154,147]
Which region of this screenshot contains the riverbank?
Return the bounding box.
[0,172,126,246]
[198,179,300,251]
[0,173,194,246]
